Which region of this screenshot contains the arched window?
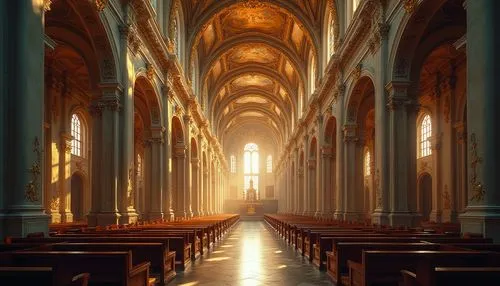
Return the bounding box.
[328,12,335,57]
[309,54,316,96]
[364,150,371,176]
[353,0,361,13]
[420,114,432,157]
[71,114,82,156]
[244,143,259,193]
[266,155,273,173]
[230,155,236,173]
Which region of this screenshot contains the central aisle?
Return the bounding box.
[174,221,333,286]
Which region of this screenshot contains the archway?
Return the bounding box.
[419,173,433,222]
[70,173,84,222]
[172,116,186,218]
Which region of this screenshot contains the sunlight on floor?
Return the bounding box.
[240,229,262,280]
[211,250,225,254]
[205,256,231,262]
[178,282,199,286]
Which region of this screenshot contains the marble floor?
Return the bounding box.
[173,221,333,286]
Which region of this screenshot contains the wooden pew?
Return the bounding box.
[40,242,175,286]
[0,251,151,286]
[9,236,191,272]
[325,242,442,285]
[347,250,500,286]
[0,267,89,286]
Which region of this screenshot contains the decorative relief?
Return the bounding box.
[469,133,485,202]
[375,169,382,208]
[43,0,52,12]
[443,184,451,210]
[127,166,135,208]
[95,0,108,12]
[49,196,60,210]
[25,137,42,202]
[403,0,418,14]
[146,63,155,80]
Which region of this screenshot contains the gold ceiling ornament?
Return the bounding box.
[240,0,267,9]
[43,0,52,12]
[403,0,418,14]
[95,0,108,12]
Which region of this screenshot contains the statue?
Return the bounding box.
[127,167,134,208]
[246,179,258,201]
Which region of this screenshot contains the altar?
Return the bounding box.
[237,180,266,218]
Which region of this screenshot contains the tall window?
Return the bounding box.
[364,150,371,176]
[420,114,432,157]
[230,155,236,173]
[244,143,259,193]
[71,114,82,156]
[266,155,273,173]
[353,0,361,13]
[309,54,316,96]
[328,12,335,57]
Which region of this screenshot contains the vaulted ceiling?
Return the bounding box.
[183,0,326,151]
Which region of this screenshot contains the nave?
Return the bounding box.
[174,221,332,286]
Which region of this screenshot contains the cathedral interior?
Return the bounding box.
[1,0,500,285]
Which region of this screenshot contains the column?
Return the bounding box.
[0,0,50,238]
[197,134,204,216]
[183,115,193,217]
[316,115,325,217]
[162,86,174,220]
[297,163,304,214]
[118,22,137,224]
[460,0,500,242]
[321,146,334,217]
[343,123,363,221]
[334,85,346,219]
[386,82,418,226]
[145,135,164,220]
[372,23,390,225]
[293,148,299,214]
[58,132,73,222]
[191,158,200,216]
[175,143,187,218]
[302,135,310,215]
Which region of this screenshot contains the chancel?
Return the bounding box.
[1,0,500,285]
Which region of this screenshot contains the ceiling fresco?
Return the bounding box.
[182,0,326,147]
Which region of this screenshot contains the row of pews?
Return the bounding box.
[0,214,240,286]
[265,214,500,286]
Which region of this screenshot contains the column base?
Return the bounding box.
[460,206,500,243]
[371,211,390,225]
[388,212,420,227]
[48,211,61,224]
[0,211,50,238]
[441,209,458,223]
[429,210,442,223]
[343,212,365,222]
[119,211,139,224]
[87,212,121,227]
[60,211,74,223]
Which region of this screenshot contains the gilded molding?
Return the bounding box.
[95,0,108,12]
[403,0,418,14]
[469,133,485,202]
[25,137,42,202]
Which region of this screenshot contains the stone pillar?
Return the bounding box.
[145,135,164,220]
[203,168,209,215]
[343,123,363,221]
[87,85,123,226]
[183,115,193,217]
[429,132,443,223]
[316,116,325,217]
[197,134,204,216]
[386,82,418,226]
[460,0,500,242]
[173,143,186,218]
[302,135,310,215]
[58,132,73,222]
[307,158,317,216]
[162,87,173,220]
[191,158,200,216]
[372,23,390,225]
[455,123,467,213]
[0,0,50,237]
[334,86,346,219]
[321,146,334,216]
[118,22,137,225]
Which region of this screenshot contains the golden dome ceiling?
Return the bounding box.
[183,0,324,146]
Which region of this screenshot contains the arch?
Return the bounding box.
[187,0,320,68]
[171,116,185,145]
[324,116,337,146]
[45,0,118,88]
[418,172,433,222]
[389,0,465,82]
[71,172,85,222]
[171,115,186,217]
[134,75,163,127]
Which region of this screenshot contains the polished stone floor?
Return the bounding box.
[173,221,333,286]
